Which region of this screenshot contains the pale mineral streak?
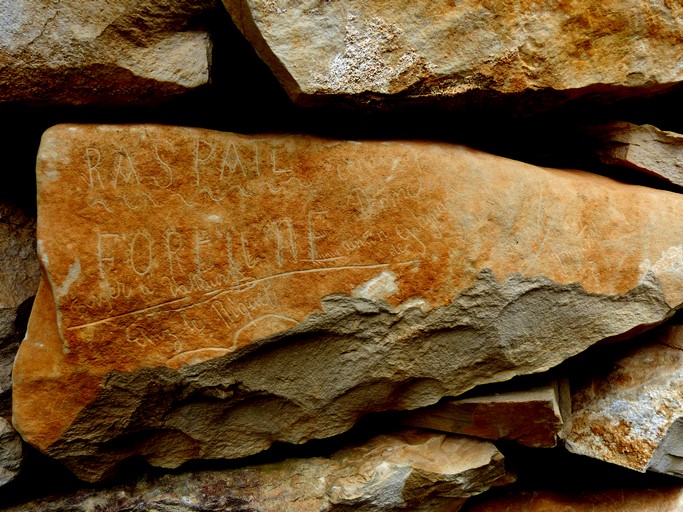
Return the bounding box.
[222,0,683,108]
[0,0,213,105]
[3,431,511,511]
[589,122,683,188]
[12,124,683,481]
[401,380,569,448]
[566,321,683,476]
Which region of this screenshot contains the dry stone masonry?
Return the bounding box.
[11,123,683,481]
[1,0,683,509]
[0,418,21,488]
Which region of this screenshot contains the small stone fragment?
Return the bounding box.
[0,417,22,487]
[222,0,683,110]
[0,0,213,106]
[401,381,569,448]
[590,122,683,188]
[566,322,683,476]
[12,125,682,481]
[4,431,511,511]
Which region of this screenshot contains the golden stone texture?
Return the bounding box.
[12,124,683,480]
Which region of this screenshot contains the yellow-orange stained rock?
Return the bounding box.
[12,124,683,480]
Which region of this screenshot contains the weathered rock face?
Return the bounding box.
[5,431,511,511]
[13,124,683,480]
[0,0,213,106]
[0,417,22,488]
[401,381,569,448]
[0,201,39,416]
[222,0,683,109]
[590,122,683,188]
[566,322,683,475]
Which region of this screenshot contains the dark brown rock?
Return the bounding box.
[0,201,39,416]
[465,487,683,511]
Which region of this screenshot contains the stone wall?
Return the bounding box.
[1,1,682,510]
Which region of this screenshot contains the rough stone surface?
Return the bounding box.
[0,417,22,488]
[5,431,511,511]
[13,124,683,481]
[223,0,683,109]
[566,322,683,475]
[401,381,569,448]
[590,122,683,188]
[0,0,213,106]
[0,202,39,416]
[465,487,683,511]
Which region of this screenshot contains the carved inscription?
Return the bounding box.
[37,125,679,372]
[40,126,461,367]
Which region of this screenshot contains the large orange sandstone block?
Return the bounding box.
[13,125,683,480]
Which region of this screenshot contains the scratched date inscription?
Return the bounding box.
[38,127,449,368]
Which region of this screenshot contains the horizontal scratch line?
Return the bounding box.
[67,260,419,330]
